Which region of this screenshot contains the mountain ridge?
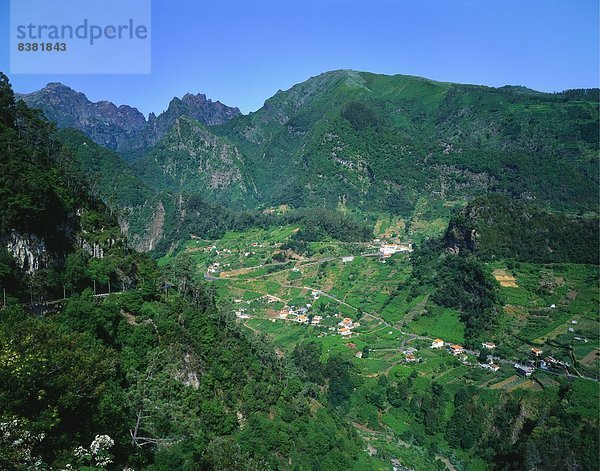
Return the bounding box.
[16,82,241,157]
[16,70,599,252]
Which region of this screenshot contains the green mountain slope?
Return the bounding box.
[57,128,155,208]
[445,194,600,264]
[16,70,598,253]
[210,70,598,213]
[0,74,379,470]
[134,117,259,208]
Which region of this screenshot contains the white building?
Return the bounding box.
[380,244,398,257]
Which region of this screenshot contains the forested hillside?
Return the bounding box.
[18,71,599,253]
[213,70,598,214]
[4,69,599,471]
[0,74,379,470]
[445,194,600,264]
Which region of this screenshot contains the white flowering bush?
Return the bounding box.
[69,434,115,469]
[0,418,44,470]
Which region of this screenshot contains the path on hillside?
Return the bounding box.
[205,256,599,384]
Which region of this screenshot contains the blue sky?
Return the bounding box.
[1,0,598,115]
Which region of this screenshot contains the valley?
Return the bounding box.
[161,210,600,470]
[1,67,598,470]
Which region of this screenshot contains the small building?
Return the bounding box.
[311,291,321,299]
[405,354,417,363]
[482,342,496,350]
[339,317,354,328]
[541,356,568,371]
[342,256,355,263]
[346,343,357,349]
[514,363,535,377]
[550,304,556,309]
[431,339,444,349]
[380,244,398,257]
[530,348,543,357]
[481,362,500,372]
[571,320,578,325]
[449,345,464,356]
[338,327,352,337]
[355,351,363,359]
[311,316,323,325]
[296,315,309,324]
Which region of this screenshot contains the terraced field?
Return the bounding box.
[160,224,599,470]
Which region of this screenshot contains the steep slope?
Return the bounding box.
[214,70,598,214]
[0,73,376,471]
[16,82,147,153]
[56,128,171,252]
[134,116,258,207]
[15,71,598,252]
[57,128,155,208]
[0,83,126,281]
[444,194,599,264]
[17,82,241,158]
[147,92,241,135]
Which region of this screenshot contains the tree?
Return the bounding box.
[291,341,324,384]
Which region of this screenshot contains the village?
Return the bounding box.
[205,237,414,279]
[163,214,599,471]
[234,291,578,381]
[199,225,595,388]
[171,219,596,401]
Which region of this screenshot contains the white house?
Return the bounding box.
[380,244,398,257]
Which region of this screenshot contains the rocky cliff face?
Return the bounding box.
[3,213,121,274]
[16,83,147,152]
[137,200,166,252]
[168,93,241,127]
[139,94,241,149]
[4,231,53,275]
[134,117,256,207]
[17,83,241,156]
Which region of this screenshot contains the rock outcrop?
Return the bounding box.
[5,231,52,274]
[17,83,241,156]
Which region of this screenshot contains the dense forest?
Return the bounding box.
[0,74,375,470]
[2,69,599,471]
[445,194,600,264]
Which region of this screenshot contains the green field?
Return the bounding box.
[159,222,600,471]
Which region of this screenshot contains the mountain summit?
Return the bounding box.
[17,83,241,157]
[16,82,147,151]
[16,70,599,246]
